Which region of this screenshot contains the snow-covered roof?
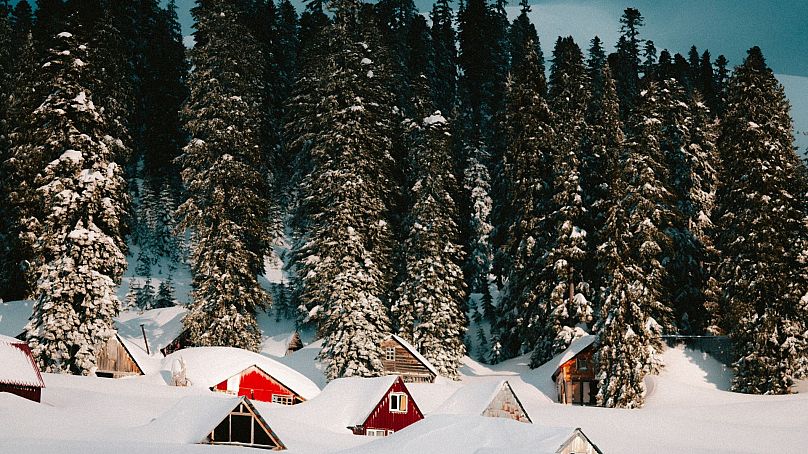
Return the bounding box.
[114,306,188,355]
[160,347,320,400]
[336,414,594,454]
[131,394,280,446]
[0,335,45,388]
[117,335,161,375]
[390,334,439,377]
[289,375,401,430]
[549,335,597,376]
[433,379,517,417]
[0,300,34,338]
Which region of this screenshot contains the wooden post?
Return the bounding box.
[140,323,150,355]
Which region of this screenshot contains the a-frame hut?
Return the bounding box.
[433,379,531,423]
[143,394,285,450]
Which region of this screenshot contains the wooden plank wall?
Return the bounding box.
[96,336,142,377]
[380,339,434,383]
[482,386,531,423]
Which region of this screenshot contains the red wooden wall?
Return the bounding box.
[358,378,424,435]
[214,366,302,403]
[0,385,41,403]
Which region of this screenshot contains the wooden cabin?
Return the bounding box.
[380,335,438,383]
[206,397,286,450]
[433,380,531,423]
[551,336,598,406]
[556,428,604,454]
[161,347,321,404]
[95,334,145,378]
[0,335,45,403]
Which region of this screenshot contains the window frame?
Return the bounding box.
[389,392,408,413]
[385,347,396,361]
[576,357,589,371]
[271,394,294,405]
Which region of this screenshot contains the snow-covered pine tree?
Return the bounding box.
[656,79,720,334]
[429,0,456,115]
[462,137,494,293]
[613,7,644,117]
[715,47,808,394]
[583,64,624,321]
[178,0,274,351]
[617,83,678,338]
[531,36,593,366]
[292,0,398,379]
[154,274,176,309]
[14,29,128,374]
[136,276,156,310]
[394,77,468,379]
[508,0,542,73]
[594,85,676,409]
[494,39,556,360]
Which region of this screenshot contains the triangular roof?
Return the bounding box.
[550,335,597,379]
[558,428,604,454]
[161,346,320,400]
[0,335,45,388]
[289,375,421,431]
[115,306,188,356]
[389,334,439,377]
[433,379,531,422]
[136,394,284,449]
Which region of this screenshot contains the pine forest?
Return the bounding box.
[1,0,807,411]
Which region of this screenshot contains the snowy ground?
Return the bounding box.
[2,338,808,453]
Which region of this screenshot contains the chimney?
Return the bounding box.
[140,323,150,355]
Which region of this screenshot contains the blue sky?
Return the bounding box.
[167,0,808,77]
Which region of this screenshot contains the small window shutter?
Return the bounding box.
[401,394,408,411]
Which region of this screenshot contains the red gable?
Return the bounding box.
[214,365,304,404]
[355,376,424,436]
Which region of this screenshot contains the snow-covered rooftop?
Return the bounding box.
[338,414,587,454]
[115,306,187,355]
[391,334,439,377]
[549,335,597,376]
[432,379,519,417]
[132,394,249,444]
[0,335,45,388]
[0,300,34,338]
[161,347,320,400]
[288,375,401,431]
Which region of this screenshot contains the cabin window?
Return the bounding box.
[366,429,387,437]
[209,410,277,448]
[385,347,396,361]
[389,393,408,413]
[271,394,294,405]
[576,357,589,371]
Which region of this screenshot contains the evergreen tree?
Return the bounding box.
[494,40,555,360]
[179,0,274,351]
[531,36,593,366]
[698,50,718,115]
[137,276,156,310]
[713,54,730,117]
[613,7,644,116]
[15,29,128,375]
[508,0,542,73]
[463,137,494,293]
[429,0,456,115]
[154,274,176,308]
[291,1,398,379]
[394,80,467,379]
[715,47,808,394]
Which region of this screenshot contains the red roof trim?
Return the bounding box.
[1,341,45,388]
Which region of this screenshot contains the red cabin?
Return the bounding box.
[161,347,321,404]
[0,335,45,403]
[294,375,424,437]
[214,365,305,405]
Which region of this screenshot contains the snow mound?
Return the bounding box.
[432,379,511,417]
[160,347,320,400]
[338,414,583,454]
